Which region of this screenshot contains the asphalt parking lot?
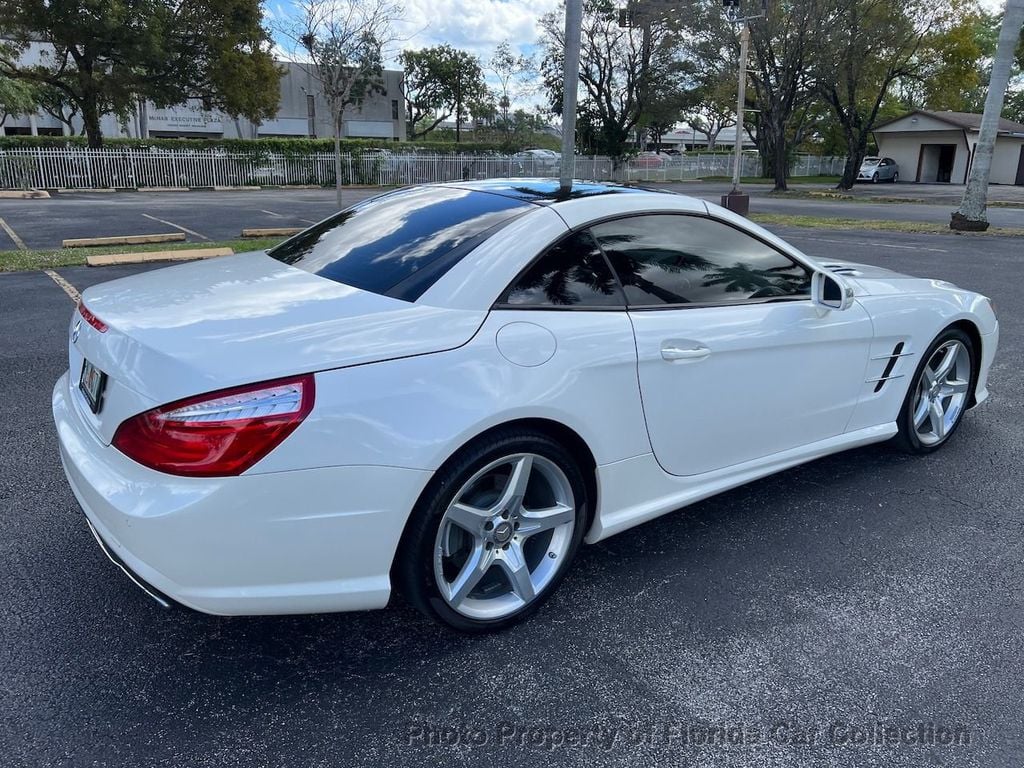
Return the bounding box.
[1,183,1023,251]
[1,225,1022,767]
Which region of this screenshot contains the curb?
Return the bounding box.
[87,247,233,267]
[0,190,50,199]
[63,233,185,248]
[241,227,302,237]
[137,186,190,192]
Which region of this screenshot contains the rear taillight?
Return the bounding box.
[78,302,108,333]
[112,374,315,477]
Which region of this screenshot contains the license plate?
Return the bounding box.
[79,358,107,414]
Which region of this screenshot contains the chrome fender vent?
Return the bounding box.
[866,341,915,392]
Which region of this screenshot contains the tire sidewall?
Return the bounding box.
[397,431,589,633]
[897,328,976,453]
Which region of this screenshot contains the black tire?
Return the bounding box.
[892,327,976,454]
[892,172,899,183]
[394,428,589,633]
[872,172,880,183]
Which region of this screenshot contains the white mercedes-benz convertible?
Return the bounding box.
[53,180,998,631]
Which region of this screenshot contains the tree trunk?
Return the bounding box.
[758,120,788,191]
[81,92,103,148]
[333,112,343,208]
[837,133,869,190]
[952,0,1024,230]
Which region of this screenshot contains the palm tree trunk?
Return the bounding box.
[951,0,1024,231]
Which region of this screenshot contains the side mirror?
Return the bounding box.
[811,271,854,311]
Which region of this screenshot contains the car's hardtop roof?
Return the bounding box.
[432,178,669,206]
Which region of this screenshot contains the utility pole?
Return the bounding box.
[720,0,763,216]
[950,0,1024,231]
[559,0,584,192]
[730,23,750,191]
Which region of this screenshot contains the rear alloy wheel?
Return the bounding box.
[872,172,880,183]
[396,430,588,632]
[894,329,975,454]
[892,172,899,183]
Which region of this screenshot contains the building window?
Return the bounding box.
[306,94,316,138]
[391,99,399,121]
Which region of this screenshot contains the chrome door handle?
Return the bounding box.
[661,344,711,361]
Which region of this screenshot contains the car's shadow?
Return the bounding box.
[41,417,996,745]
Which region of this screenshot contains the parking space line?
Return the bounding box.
[141,213,208,240]
[783,234,948,254]
[260,209,283,217]
[300,218,317,225]
[43,270,81,303]
[0,217,27,250]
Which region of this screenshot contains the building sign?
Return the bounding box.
[147,102,223,133]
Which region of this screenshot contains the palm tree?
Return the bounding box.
[951,0,1024,231]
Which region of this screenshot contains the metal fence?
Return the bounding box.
[0,147,847,190]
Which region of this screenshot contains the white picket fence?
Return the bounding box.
[0,147,847,190]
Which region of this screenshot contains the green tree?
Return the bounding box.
[817,0,965,190]
[400,46,458,139]
[0,74,37,128]
[488,41,536,138]
[280,0,402,205]
[447,51,487,143]
[683,73,737,151]
[538,0,685,160]
[0,0,280,148]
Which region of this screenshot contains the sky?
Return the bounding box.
[266,0,559,65]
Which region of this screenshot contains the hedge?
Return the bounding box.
[0,135,534,155]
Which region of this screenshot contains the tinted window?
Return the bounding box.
[590,214,811,307]
[501,231,624,307]
[269,186,531,300]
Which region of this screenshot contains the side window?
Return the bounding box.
[589,214,812,307]
[500,231,625,307]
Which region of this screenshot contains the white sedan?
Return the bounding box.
[53,179,999,632]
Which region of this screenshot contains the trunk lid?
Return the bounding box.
[71,252,487,443]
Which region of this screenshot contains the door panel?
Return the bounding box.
[630,300,874,476]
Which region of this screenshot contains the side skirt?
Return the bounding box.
[586,423,897,543]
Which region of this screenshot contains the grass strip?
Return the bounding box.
[0,237,285,272]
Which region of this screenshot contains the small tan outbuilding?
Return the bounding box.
[872,110,1024,186]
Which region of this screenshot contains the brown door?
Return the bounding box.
[1016,146,1024,186]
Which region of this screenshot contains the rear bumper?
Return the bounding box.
[53,372,431,616]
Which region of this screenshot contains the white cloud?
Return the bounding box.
[396,0,559,61]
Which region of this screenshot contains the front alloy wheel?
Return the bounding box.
[396,429,588,632]
[894,328,975,453]
[911,339,971,446]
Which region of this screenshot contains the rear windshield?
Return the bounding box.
[268,186,532,301]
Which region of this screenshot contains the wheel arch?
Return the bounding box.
[388,417,600,585]
[946,318,984,407]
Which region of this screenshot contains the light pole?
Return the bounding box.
[730,23,750,191]
[559,0,584,193]
[720,0,763,216]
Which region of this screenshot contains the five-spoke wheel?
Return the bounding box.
[397,430,587,632]
[895,327,975,453]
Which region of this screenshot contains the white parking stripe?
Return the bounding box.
[783,234,948,254]
[0,217,27,250]
[260,209,283,217]
[43,269,81,303]
[141,213,208,240]
[300,218,317,225]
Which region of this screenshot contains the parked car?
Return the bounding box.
[512,149,560,173]
[857,156,899,183]
[55,179,998,632]
[629,151,671,169]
